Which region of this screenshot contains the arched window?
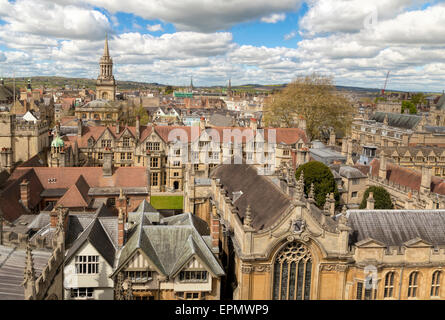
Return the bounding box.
[431,271,441,297]
[384,272,395,298]
[272,242,312,300]
[408,272,419,298]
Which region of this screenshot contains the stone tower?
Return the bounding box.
[96,34,116,101]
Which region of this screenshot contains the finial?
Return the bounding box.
[308,183,315,202]
[23,242,36,285]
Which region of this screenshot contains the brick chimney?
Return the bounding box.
[200,117,206,131]
[50,207,69,232]
[366,192,375,209]
[116,120,120,135]
[118,208,125,248]
[210,205,220,253]
[420,166,432,194]
[378,151,387,181]
[20,179,31,209]
[250,118,257,131]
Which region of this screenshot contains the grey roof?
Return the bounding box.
[338,166,367,179]
[371,112,422,130]
[347,210,445,247]
[424,126,445,134]
[211,164,291,231]
[65,206,117,267]
[117,212,224,278]
[436,95,445,110]
[309,146,346,165]
[0,246,52,300]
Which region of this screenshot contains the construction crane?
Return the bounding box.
[381,71,390,96]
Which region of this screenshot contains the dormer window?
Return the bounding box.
[179,271,208,282]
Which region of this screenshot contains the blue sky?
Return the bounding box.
[0,0,444,91]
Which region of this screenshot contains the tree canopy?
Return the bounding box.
[359,186,394,209]
[401,100,417,114]
[411,93,426,106]
[295,161,339,209]
[263,74,354,140]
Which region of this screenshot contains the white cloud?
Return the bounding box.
[0,0,110,40]
[261,13,286,23]
[284,31,298,40]
[54,0,303,32]
[147,24,164,32]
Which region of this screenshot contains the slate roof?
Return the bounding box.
[210,164,291,231]
[117,209,224,278]
[338,166,367,179]
[436,95,445,111]
[347,210,445,247]
[0,246,52,300]
[370,112,422,130]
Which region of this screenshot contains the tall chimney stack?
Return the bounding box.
[103,149,113,177]
[135,116,140,141]
[20,179,30,209]
[379,151,387,181]
[420,166,432,194]
[366,192,375,209]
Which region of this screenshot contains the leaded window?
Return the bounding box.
[384,272,395,298]
[272,242,312,300]
[431,271,441,297]
[408,272,419,298]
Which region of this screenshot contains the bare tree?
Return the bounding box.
[263,74,354,140]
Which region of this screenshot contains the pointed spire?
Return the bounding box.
[244,205,253,229]
[103,33,110,57]
[338,205,348,225]
[294,171,304,202]
[308,183,315,202]
[23,242,36,299]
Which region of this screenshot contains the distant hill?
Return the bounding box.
[1,76,437,94]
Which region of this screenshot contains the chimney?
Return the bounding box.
[210,205,220,253]
[420,166,432,194]
[341,138,348,156]
[329,128,336,146]
[199,117,206,130]
[50,207,69,233]
[118,208,125,248]
[117,188,127,220]
[146,152,151,194]
[346,139,354,165]
[77,118,82,137]
[103,149,113,177]
[20,179,30,209]
[379,151,387,181]
[116,120,120,134]
[250,118,258,131]
[366,192,375,209]
[135,116,140,141]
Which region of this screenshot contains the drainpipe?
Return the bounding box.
[398,267,404,300]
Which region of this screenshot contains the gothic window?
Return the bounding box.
[431,271,441,297]
[408,272,419,298]
[272,242,312,300]
[384,272,395,298]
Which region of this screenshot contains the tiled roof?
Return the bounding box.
[55,175,91,208]
[370,158,445,195]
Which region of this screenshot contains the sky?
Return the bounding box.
[0,0,444,91]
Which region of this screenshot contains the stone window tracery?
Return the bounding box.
[272,242,312,300]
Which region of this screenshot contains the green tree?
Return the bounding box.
[401,101,417,114]
[164,85,174,95]
[359,186,394,209]
[135,104,149,125]
[295,161,339,209]
[411,93,426,106]
[263,74,354,140]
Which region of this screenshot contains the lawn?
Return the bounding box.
[150,196,183,210]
